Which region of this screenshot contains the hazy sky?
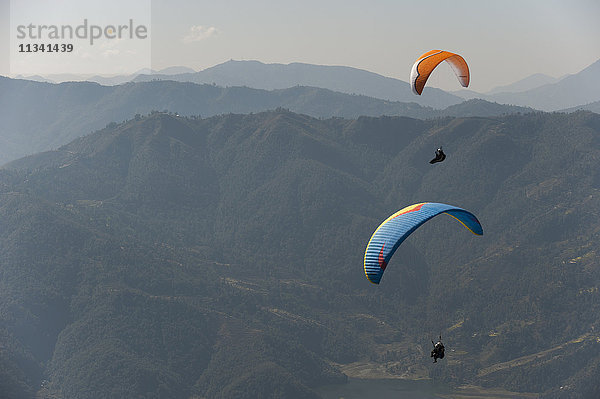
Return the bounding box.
[3,0,600,92]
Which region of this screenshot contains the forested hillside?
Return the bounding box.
[0,76,533,165]
[0,110,598,398]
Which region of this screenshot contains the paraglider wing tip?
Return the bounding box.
[441,209,483,236]
[365,273,381,284]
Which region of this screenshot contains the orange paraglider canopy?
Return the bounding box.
[410,50,469,95]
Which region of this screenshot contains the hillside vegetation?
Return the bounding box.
[0,110,599,398]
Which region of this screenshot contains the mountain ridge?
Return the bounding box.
[132,58,600,111]
[132,59,464,109]
[15,57,600,112]
[454,59,600,111]
[0,76,535,166]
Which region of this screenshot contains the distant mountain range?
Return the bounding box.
[453,60,600,111]
[0,76,534,166]
[487,73,562,94]
[158,59,598,112]
[16,66,197,86]
[451,73,562,100]
[132,60,463,109]
[562,99,600,114]
[16,58,600,112]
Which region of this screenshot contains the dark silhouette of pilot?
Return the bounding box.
[429,147,446,164]
[431,339,445,362]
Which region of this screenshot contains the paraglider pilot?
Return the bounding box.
[429,146,446,164]
[431,336,445,363]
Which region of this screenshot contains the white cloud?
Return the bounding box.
[102,49,120,57]
[100,38,123,50]
[182,25,218,43]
